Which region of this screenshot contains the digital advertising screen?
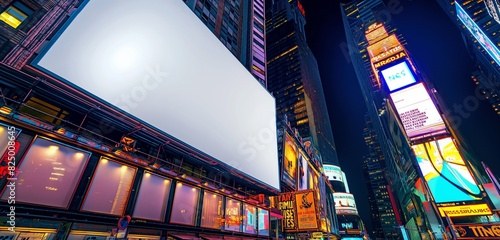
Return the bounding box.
[333,193,358,215]
[380,61,417,92]
[411,137,482,204]
[367,34,402,61]
[298,150,308,190]
[390,83,447,139]
[32,0,279,190]
[457,2,500,67]
[295,190,318,230]
[323,164,343,182]
[283,132,298,188]
[258,208,270,236]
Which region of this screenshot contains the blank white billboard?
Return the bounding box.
[33,0,279,190]
[390,83,446,140]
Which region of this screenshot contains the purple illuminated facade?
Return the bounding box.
[184,0,267,86]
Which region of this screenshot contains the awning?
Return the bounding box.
[270,211,283,219]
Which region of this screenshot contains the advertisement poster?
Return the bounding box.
[380,61,417,92]
[278,192,296,230]
[298,151,308,190]
[390,83,447,139]
[411,137,482,203]
[295,190,318,230]
[283,133,298,188]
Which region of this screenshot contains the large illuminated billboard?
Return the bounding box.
[380,61,417,92]
[32,0,279,189]
[411,137,482,204]
[333,193,358,215]
[390,83,447,139]
[457,2,500,66]
[283,132,298,189]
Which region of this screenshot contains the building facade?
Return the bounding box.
[436,0,500,117]
[265,0,338,165]
[0,0,280,239]
[184,0,267,87]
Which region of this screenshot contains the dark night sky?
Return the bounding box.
[302,0,500,234]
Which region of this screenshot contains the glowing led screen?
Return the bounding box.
[390,83,446,139]
[283,132,298,188]
[380,61,417,92]
[323,164,343,182]
[457,3,500,66]
[333,193,358,215]
[33,0,279,190]
[411,137,481,203]
[258,208,270,236]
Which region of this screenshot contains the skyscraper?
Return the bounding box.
[436,0,500,116]
[266,0,338,165]
[184,0,267,86]
[362,113,399,239]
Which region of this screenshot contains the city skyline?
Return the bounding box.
[303,0,500,235]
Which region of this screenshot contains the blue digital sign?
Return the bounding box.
[457,2,500,66]
[380,61,417,92]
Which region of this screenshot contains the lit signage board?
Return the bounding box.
[283,132,298,189]
[367,34,403,62]
[333,193,358,215]
[380,61,417,92]
[323,164,343,182]
[484,0,500,25]
[32,0,279,190]
[411,137,482,204]
[298,150,308,190]
[457,3,500,66]
[295,190,318,230]
[438,203,492,217]
[390,83,447,139]
[278,193,297,230]
[454,223,500,239]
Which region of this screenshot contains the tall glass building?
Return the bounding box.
[435,0,500,116]
[265,0,339,166]
[184,0,267,86]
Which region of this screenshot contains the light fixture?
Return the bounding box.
[0,105,12,115]
[201,181,209,186]
[181,173,187,179]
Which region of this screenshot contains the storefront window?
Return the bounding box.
[200,191,223,229]
[0,137,90,208]
[258,208,269,236]
[81,158,136,215]
[170,183,200,225]
[224,198,242,232]
[243,204,257,234]
[132,172,171,221]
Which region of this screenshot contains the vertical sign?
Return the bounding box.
[295,190,318,230]
[278,192,296,230]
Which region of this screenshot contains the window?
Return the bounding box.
[170,183,200,225]
[224,198,242,231]
[81,158,137,215]
[132,172,171,221]
[1,137,91,208]
[0,2,33,28]
[201,191,223,229]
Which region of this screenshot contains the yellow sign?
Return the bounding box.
[439,203,492,217]
[454,223,500,238]
[373,52,406,68]
[296,190,318,230]
[311,232,323,238]
[367,34,401,59]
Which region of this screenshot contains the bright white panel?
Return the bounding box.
[380,61,416,92]
[33,0,279,189]
[390,83,446,139]
[333,193,358,215]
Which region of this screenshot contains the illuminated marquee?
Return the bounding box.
[278,192,296,230]
[367,34,402,59]
[374,52,406,68]
[454,223,500,239]
[438,203,492,217]
[372,45,403,62]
